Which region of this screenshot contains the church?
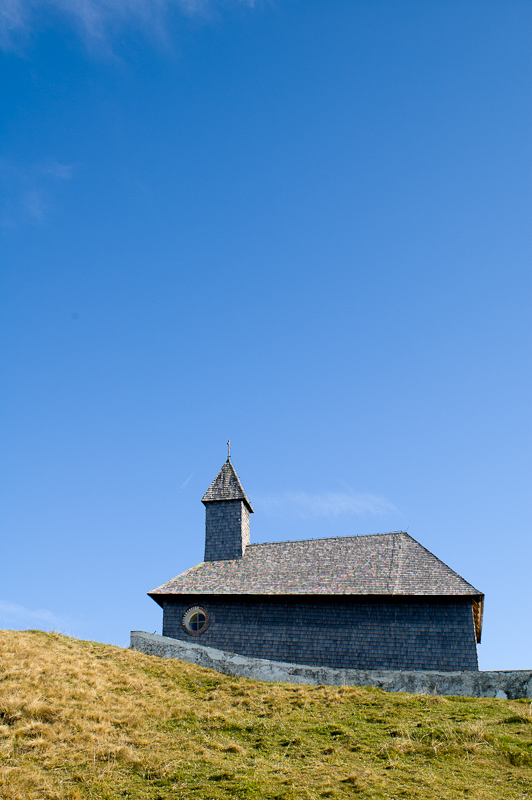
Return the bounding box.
[149,457,483,671]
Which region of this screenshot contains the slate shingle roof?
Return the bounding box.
[201,459,253,512]
[149,532,482,599]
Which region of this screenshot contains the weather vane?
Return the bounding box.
[227,439,231,460]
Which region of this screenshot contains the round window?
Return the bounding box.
[182,606,209,635]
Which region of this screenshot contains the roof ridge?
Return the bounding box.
[246,531,407,548]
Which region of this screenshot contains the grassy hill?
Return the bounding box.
[0,632,531,800]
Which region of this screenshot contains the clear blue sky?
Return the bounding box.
[1,0,530,670]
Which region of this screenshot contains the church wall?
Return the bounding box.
[161,595,479,671]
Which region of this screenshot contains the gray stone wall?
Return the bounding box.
[204,500,250,561]
[162,595,478,672]
[131,631,532,699]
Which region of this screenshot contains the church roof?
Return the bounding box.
[201,459,253,512]
[149,531,482,599]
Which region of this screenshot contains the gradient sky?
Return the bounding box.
[1,0,531,670]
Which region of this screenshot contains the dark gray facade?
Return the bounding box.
[204,500,250,561]
[161,595,479,671]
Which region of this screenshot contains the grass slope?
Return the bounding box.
[0,632,531,799]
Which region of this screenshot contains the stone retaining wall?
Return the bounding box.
[130,631,532,699]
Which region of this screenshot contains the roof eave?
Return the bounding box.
[148,589,483,598]
[147,592,165,608]
[201,496,254,513]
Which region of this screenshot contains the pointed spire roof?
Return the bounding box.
[202,459,254,512]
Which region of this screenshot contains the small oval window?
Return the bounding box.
[182,606,208,635]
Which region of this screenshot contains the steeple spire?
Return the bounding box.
[202,458,253,512]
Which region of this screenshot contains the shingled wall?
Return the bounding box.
[204,500,251,561]
[162,594,479,671]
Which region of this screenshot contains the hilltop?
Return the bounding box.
[0,631,531,800]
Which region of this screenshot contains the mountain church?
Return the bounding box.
[149,457,483,671]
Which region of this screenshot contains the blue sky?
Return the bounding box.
[1,0,530,670]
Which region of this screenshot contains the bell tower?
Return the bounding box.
[202,454,253,561]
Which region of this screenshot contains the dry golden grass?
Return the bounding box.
[0,630,531,799]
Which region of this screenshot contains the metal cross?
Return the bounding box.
[227,439,231,459]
